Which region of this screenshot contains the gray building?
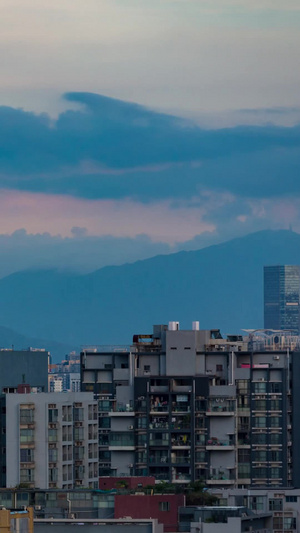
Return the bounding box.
[179,506,272,533]
[0,392,98,489]
[264,265,300,333]
[207,487,300,533]
[0,348,48,393]
[81,346,135,477]
[81,322,300,489]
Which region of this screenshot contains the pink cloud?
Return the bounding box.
[0,189,215,244]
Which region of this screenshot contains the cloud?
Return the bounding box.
[0,92,299,203]
[0,189,215,243]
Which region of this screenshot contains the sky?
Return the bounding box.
[0,0,299,276]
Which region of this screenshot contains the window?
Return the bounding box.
[253,400,267,411]
[20,469,34,483]
[270,416,281,427]
[88,404,97,420]
[48,429,58,442]
[238,449,250,462]
[48,448,58,462]
[48,408,58,423]
[253,416,267,428]
[250,496,264,511]
[270,433,281,444]
[270,467,281,478]
[74,427,84,441]
[253,382,267,393]
[159,501,170,512]
[270,382,281,393]
[270,450,281,462]
[49,468,58,482]
[269,499,283,511]
[252,433,267,444]
[216,365,223,371]
[20,429,34,443]
[253,467,267,478]
[238,464,250,479]
[98,400,110,412]
[20,448,34,463]
[254,450,267,462]
[286,495,298,503]
[273,517,297,530]
[74,407,84,422]
[144,365,151,372]
[20,408,34,424]
[138,417,147,429]
[99,417,110,429]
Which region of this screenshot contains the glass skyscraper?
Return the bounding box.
[264,265,300,333]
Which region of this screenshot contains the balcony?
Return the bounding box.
[172,473,191,483]
[207,468,235,485]
[206,439,235,451]
[150,404,169,414]
[109,432,135,450]
[171,456,190,464]
[206,400,235,416]
[150,386,169,393]
[149,421,169,430]
[149,438,169,446]
[109,402,134,416]
[149,455,169,464]
[205,443,235,452]
[172,404,191,413]
[171,437,191,448]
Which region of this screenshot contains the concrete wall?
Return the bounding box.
[115,494,185,532]
[166,331,197,376]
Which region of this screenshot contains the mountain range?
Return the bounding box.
[0,229,299,360]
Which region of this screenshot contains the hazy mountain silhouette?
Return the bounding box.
[0,325,75,361]
[0,229,299,347]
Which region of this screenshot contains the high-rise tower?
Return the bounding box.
[264,265,300,333]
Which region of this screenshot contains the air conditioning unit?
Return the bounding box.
[273,356,280,361]
[128,464,133,468]
[35,506,42,511]
[128,425,134,430]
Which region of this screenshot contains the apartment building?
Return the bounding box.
[81,345,135,477]
[0,392,98,489]
[81,323,300,488]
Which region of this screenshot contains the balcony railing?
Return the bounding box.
[149,438,169,446]
[150,455,169,463]
[172,439,191,447]
[172,404,191,413]
[171,456,190,464]
[149,422,169,430]
[150,405,169,412]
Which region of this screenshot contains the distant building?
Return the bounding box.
[0,392,98,489]
[264,265,300,333]
[0,348,48,393]
[48,352,80,392]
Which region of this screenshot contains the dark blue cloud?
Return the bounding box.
[0,92,299,200]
